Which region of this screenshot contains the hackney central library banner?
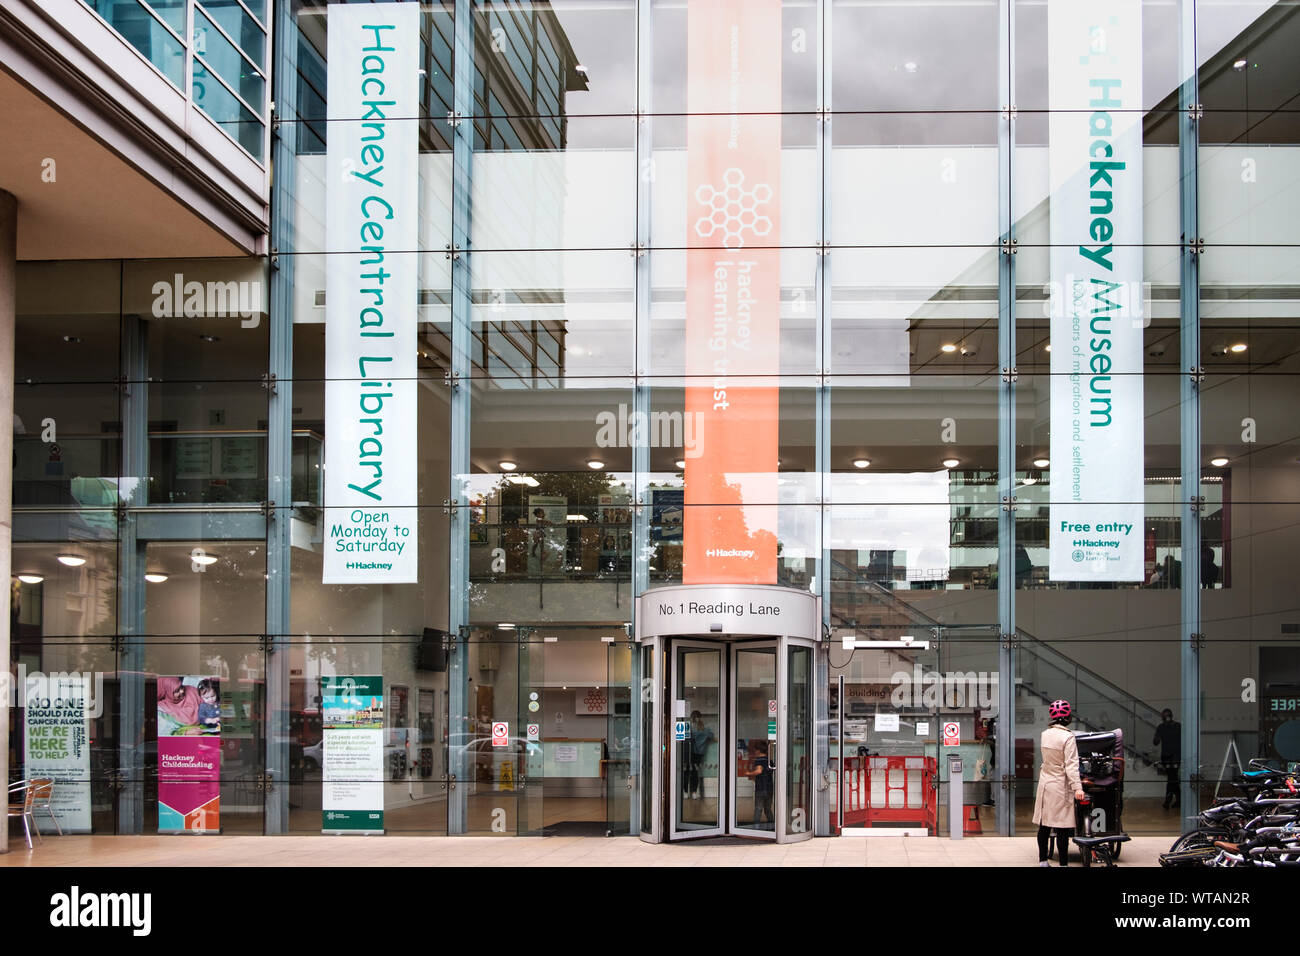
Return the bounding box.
[1048,0,1145,582]
[324,3,419,584]
[683,0,781,585]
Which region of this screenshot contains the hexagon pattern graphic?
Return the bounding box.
[694,168,773,249]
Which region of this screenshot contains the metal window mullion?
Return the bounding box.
[116,311,148,835]
[631,0,652,602]
[447,0,476,835]
[813,0,831,839]
[995,0,1016,838]
[1178,0,1201,821]
[262,0,299,834]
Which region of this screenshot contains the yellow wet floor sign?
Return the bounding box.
[499,761,514,791]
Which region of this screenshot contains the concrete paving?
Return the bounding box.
[2,833,1170,867]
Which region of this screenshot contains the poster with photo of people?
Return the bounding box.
[157,675,221,833]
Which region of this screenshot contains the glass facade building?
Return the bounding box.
[5,0,1300,844]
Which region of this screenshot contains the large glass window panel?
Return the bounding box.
[132,642,267,834]
[470,117,634,251]
[472,0,636,117]
[15,260,122,384]
[650,114,819,250]
[465,378,633,621]
[829,248,1001,378]
[193,60,265,158]
[146,381,268,504]
[198,0,267,67]
[11,541,118,639]
[284,637,450,833]
[83,0,186,88]
[830,117,1001,247]
[13,382,122,511]
[1014,636,1183,835]
[650,0,818,116]
[8,638,120,834]
[469,250,634,378]
[647,249,819,376]
[194,6,266,108]
[1015,0,1189,116]
[831,0,998,114]
[288,509,450,639]
[143,540,266,637]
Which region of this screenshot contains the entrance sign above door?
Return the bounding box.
[636,585,819,640]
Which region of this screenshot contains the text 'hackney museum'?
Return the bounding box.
[1,0,1298,846]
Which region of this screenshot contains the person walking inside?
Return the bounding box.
[1032,699,1085,866]
[1153,708,1181,810]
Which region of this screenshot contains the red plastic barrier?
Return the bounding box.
[835,755,937,832]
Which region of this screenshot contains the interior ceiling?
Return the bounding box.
[0,66,245,261]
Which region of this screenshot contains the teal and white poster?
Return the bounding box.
[1048,0,1145,581]
[322,676,385,834]
[24,673,92,833]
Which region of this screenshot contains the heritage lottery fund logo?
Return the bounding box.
[49,886,152,936]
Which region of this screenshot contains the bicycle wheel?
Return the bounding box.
[1169,829,1220,853]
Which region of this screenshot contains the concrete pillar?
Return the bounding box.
[0,188,16,852]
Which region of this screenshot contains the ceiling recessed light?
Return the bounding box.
[1210,457,1229,467]
[1033,458,1050,468]
[17,574,44,584]
[943,458,960,469]
[941,343,958,353]
[1229,343,1247,353]
[566,514,588,522]
[1045,344,1052,352]
[499,460,517,471]
[190,552,219,566]
[1233,57,1248,71]
[56,554,87,567]
[508,475,539,487]
[1021,476,1038,485]
[145,572,169,583]
[586,459,605,470]
[497,622,516,630]
[675,459,686,469]
[853,458,871,469]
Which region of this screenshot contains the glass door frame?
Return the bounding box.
[780,636,816,844]
[729,640,779,840]
[668,639,726,840]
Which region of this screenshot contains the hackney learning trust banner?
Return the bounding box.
[1048,0,1145,582]
[324,2,419,584]
[683,0,781,585]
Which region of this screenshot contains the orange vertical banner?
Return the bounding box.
[683,0,782,585]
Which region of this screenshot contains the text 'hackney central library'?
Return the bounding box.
[2,0,1299,847]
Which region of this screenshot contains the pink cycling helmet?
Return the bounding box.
[1049,699,1072,722]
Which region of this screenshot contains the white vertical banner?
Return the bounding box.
[324,2,420,584]
[23,674,92,833]
[1048,0,1145,581]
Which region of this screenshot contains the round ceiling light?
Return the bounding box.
[56,554,87,567]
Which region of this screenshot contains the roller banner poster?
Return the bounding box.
[1048,0,1145,581]
[157,676,222,833]
[683,0,781,585]
[322,676,385,833]
[24,673,92,833]
[324,2,420,584]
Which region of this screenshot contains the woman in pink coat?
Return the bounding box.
[1032,699,1085,866]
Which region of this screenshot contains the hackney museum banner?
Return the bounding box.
[324,2,419,584]
[1048,0,1145,581]
[683,0,781,585]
